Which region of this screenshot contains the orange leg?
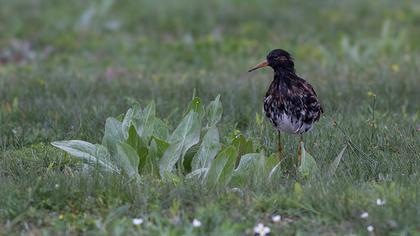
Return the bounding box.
[278,131,283,161]
[298,134,303,161]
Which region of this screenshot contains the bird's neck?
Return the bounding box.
[274,67,295,79]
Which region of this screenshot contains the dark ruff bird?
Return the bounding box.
[248,49,323,158]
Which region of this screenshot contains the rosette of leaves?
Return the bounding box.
[52,96,346,187]
[53,96,230,184]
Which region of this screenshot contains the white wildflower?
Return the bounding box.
[272,215,282,223]
[367,225,374,232]
[376,198,386,206]
[132,218,143,225]
[254,223,270,236]
[360,212,369,219]
[192,219,202,228]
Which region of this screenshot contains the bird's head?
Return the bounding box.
[248,49,294,73]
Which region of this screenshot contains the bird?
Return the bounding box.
[248,49,323,160]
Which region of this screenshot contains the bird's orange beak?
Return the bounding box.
[248,60,268,72]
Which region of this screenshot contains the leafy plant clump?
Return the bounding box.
[52,96,338,187]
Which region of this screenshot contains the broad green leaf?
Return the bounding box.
[51,140,117,172]
[131,103,143,118]
[181,144,199,173]
[234,153,262,174]
[137,141,149,171]
[159,111,202,179]
[127,125,141,151]
[143,140,159,176]
[168,110,201,147]
[268,162,282,182]
[329,145,347,177]
[115,113,124,121]
[116,142,140,178]
[126,125,149,170]
[122,108,134,140]
[232,153,262,184]
[206,146,238,188]
[122,104,141,140]
[186,97,204,115]
[233,153,275,185]
[102,117,125,156]
[191,126,221,171]
[144,137,169,176]
[135,101,155,119]
[133,101,156,140]
[298,142,319,178]
[231,134,254,156]
[152,136,170,155]
[152,118,169,140]
[206,95,222,127]
[230,133,254,166]
[185,168,209,180]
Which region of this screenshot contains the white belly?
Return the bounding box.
[273,113,313,134]
[263,95,315,134]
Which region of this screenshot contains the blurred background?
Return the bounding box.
[0,0,419,147]
[1,1,420,235]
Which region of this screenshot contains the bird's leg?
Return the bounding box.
[277,131,283,161]
[298,134,303,162]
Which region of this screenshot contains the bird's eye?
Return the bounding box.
[276,56,287,61]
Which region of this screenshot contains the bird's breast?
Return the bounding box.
[263,94,314,134]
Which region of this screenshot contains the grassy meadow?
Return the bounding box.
[1,0,419,235]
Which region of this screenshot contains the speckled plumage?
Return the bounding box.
[250,49,323,135]
[263,70,323,134]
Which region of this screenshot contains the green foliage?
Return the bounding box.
[102,118,125,156]
[328,145,347,177]
[52,96,347,189]
[1,0,420,234]
[297,142,319,178]
[160,109,202,179]
[191,126,221,172]
[51,140,117,172]
[206,95,223,128]
[116,142,140,179]
[206,145,238,188]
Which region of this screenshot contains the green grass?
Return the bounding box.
[1,0,419,235]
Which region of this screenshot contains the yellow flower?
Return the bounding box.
[59,214,64,220]
[391,64,400,73]
[367,91,376,97]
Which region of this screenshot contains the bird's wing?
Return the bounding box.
[299,78,324,115]
[286,76,323,122]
